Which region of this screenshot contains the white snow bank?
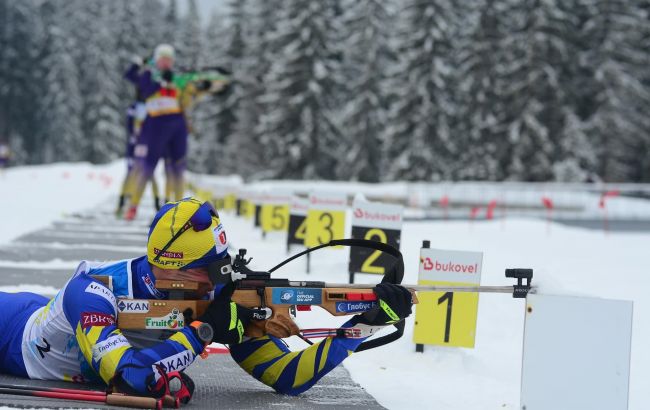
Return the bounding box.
[0,161,125,246]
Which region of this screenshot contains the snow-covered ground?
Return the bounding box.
[0,161,124,245]
[1,161,648,409]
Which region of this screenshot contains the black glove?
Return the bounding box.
[196,281,255,344]
[355,283,413,326]
[196,79,212,91]
[161,70,173,82]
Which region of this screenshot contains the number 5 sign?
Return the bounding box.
[413,247,482,348]
[260,193,291,234]
[305,193,347,248]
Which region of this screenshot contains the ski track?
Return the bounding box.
[1,161,649,409]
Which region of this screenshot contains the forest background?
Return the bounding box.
[1,0,648,183]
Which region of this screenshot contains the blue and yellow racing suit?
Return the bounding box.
[0,257,377,396]
[0,256,203,392]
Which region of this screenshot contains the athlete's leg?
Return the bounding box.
[151,174,161,210]
[117,140,136,216]
[128,118,167,213]
[0,292,49,377]
[165,117,188,202]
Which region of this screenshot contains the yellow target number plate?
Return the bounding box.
[261,204,290,233]
[413,280,480,348]
[305,209,346,247]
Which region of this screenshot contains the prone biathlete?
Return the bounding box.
[0,198,413,402]
[123,44,188,221]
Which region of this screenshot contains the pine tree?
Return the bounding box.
[223,0,284,178]
[178,0,202,68]
[164,0,179,49]
[583,0,650,181]
[0,1,43,164]
[256,0,345,179]
[384,0,457,181]
[189,2,246,176]
[339,0,395,182]
[38,0,84,163]
[497,0,579,181]
[78,1,124,163]
[187,9,227,175]
[454,0,509,180]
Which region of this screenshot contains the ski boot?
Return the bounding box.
[124,206,137,221]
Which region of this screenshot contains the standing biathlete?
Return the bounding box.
[124,44,187,221]
[0,198,413,403]
[0,141,9,170]
[116,98,162,217]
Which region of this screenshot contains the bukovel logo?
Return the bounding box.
[281,290,294,301]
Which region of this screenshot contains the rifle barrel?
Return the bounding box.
[323,283,530,295]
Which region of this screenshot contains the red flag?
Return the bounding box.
[599,190,620,208]
[542,197,554,210]
[440,195,449,208]
[470,206,481,219]
[486,200,497,220]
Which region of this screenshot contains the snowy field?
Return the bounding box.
[0,162,648,409]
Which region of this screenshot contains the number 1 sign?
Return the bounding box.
[413,246,483,348]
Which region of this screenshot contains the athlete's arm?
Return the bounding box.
[228,319,370,396]
[124,64,159,100]
[63,276,204,396]
[229,283,412,396]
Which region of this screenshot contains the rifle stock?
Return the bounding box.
[113,284,418,338]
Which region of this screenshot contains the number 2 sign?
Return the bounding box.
[348,200,403,283]
[413,247,483,348]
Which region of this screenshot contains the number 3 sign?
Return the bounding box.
[413,247,483,348]
[305,193,347,248]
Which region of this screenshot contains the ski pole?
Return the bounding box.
[0,383,162,409]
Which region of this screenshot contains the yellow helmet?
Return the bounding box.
[147,197,228,270]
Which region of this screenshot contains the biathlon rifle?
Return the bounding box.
[114,239,533,351]
[173,65,231,94]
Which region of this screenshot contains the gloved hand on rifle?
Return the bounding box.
[353,283,413,326]
[111,364,195,405]
[194,281,255,345]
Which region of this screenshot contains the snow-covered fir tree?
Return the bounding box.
[178,0,202,68]
[0,0,42,164]
[38,1,84,163]
[77,1,123,163]
[338,0,395,182]
[454,0,509,180]
[257,0,345,179]
[0,0,649,182]
[222,0,284,178]
[384,0,458,181]
[583,0,650,181]
[497,0,580,181]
